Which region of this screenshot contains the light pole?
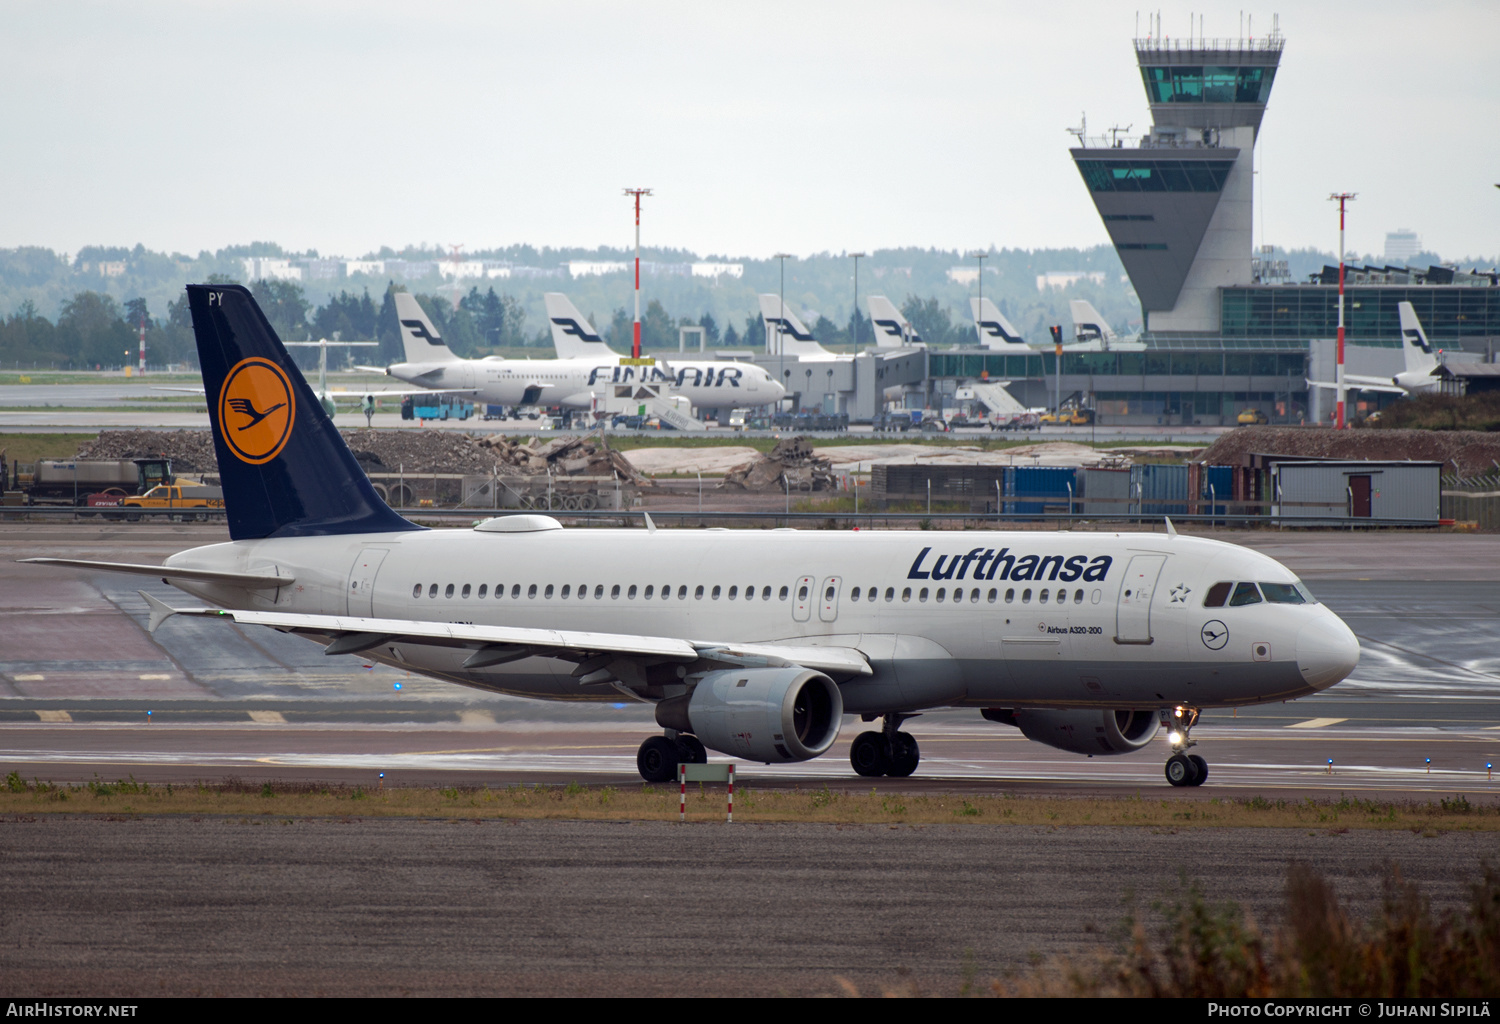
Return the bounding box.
[966,250,988,342]
[1328,193,1356,429]
[775,252,794,410]
[849,252,866,352]
[624,188,653,359]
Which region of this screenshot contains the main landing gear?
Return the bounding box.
[850,713,921,779]
[1162,705,1208,787]
[636,731,706,783]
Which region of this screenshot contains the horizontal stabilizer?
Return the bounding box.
[22,558,295,589]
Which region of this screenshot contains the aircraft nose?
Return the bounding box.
[1296,613,1360,690]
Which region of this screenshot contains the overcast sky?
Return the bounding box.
[5,0,1497,262]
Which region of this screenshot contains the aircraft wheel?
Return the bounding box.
[849,731,888,778]
[676,735,707,765]
[637,736,680,783]
[1164,753,1199,787]
[886,733,920,778]
[1188,754,1209,787]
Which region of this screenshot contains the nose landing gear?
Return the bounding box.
[1162,706,1207,787]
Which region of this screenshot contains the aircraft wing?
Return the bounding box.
[139,596,873,681]
[1306,376,1405,395]
[153,385,477,401]
[21,558,293,588]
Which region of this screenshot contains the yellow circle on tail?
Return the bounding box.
[218,357,295,465]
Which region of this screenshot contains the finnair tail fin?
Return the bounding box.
[1069,300,1117,345]
[867,296,921,347]
[1398,301,1438,374]
[757,294,834,356]
[186,285,419,541]
[545,293,614,358]
[970,297,1028,349]
[394,292,460,364]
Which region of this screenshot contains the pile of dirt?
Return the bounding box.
[721,436,839,492]
[1200,426,1500,475]
[339,429,504,476]
[75,430,219,475]
[475,433,646,485]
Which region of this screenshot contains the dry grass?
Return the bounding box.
[2,773,1497,831]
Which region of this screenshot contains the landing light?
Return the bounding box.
[1168,731,1183,745]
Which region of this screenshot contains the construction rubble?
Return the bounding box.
[1201,426,1500,476]
[721,437,839,493]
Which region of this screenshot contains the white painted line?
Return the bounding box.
[1287,718,1348,729]
[35,710,72,723]
[247,710,287,724]
[13,674,44,682]
[137,674,172,681]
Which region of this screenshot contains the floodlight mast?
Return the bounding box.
[1329,193,1356,429]
[624,188,653,358]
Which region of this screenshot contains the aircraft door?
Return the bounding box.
[347,548,389,617]
[818,576,842,622]
[792,575,815,622]
[1115,553,1166,644]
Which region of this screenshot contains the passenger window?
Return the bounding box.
[1260,582,1306,604]
[1229,582,1263,606]
[628,585,637,599]
[885,587,895,601]
[412,584,421,598]
[988,588,997,603]
[594,585,604,599]
[462,584,471,598]
[779,586,789,600]
[763,586,773,600]
[578,585,587,600]
[1005,588,1015,603]
[679,586,688,599]
[712,586,721,600]
[850,587,860,601]
[742,586,752,601]
[611,585,621,599]
[512,584,521,599]
[695,585,704,599]
[644,585,653,599]
[902,588,911,602]
[478,584,488,598]
[824,585,835,601]
[544,584,554,599]
[728,586,737,600]
[1074,589,1084,604]
[1022,589,1032,603]
[429,584,438,598]
[444,584,454,599]
[935,588,945,603]
[919,588,929,602]
[1204,582,1232,608]
[1039,589,1049,604]
[527,584,537,599]
[971,589,980,604]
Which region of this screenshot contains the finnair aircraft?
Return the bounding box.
[1069,300,1146,353]
[867,296,923,347]
[970,297,1031,350]
[382,293,784,416]
[1307,302,1441,397]
[758,295,846,360]
[29,285,1361,788]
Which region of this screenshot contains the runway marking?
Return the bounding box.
[14,674,44,682]
[247,711,286,724]
[1286,718,1348,729]
[137,674,172,681]
[34,710,71,723]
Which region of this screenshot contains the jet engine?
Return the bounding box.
[656,668,842,763]
[983,708,1158,756]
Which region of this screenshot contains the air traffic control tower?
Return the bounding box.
[1070,31,1283,333]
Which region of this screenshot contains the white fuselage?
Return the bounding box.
[164,526,1358,714]
[387,357,784,412]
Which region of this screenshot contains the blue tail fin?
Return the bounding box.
[187,284,421,540]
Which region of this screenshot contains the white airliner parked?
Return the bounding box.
[970,297,1031,350]
[758,295,846,360]
[1307,301,1441,396]
[867,296,923,348]
[1069,300,1146,353]
[28,285,1362,788]
[382,293,784,417]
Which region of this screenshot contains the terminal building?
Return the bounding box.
[922,27,1500,427]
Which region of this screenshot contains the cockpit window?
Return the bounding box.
[1261,582,1307,604]
[1228,582,1263,606]
[1204,582,1232,608]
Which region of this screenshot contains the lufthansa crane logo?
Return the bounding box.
[218,357,295,465]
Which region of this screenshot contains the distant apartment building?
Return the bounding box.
[691,262,744,278]
[79,260,127,277]
[568,260,630,277]
[1384,230,1422,264]
[241,257,302,282]
[1036,270,1107,291]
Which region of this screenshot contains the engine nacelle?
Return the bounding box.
[657,668,843,763]
[989,708,1159,756]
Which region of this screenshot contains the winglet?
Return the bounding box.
[139,590,182,633]
[1164,517,1178,539]
[643,512,657,534]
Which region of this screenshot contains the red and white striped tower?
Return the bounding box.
[1329,192,1356,429]
[623,188,653,359]
[137,314,146,375]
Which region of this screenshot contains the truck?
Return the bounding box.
[119,482,226,520]
[17,458,173,507]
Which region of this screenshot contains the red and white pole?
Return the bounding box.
[623,188,652,359]
[138,316,146,375]
[1329,192,1356,429]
